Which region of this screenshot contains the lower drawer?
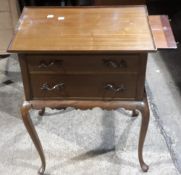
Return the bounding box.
[30,74,137,100]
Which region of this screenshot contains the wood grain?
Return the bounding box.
[29,73,137,100]
[14,6,152,173]
[149,15,177,49]
[8,6,155,52]
[26,54,140,73]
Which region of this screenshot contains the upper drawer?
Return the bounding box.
[26,54,141,73]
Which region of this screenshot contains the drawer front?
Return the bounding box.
[27,54,140,73]
[30,74,137,100]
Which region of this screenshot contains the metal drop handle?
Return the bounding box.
[104,83,126,93]
[41,82,64,91]
[103,59,127,69]
[38,60,62,68]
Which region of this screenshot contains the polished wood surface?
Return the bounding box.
[30,73,137,100]
[19,53,147,101]
[21,92,149,173]
[27,54,140,73]
[21,101,46,174]
[10,7,154,174]
[149,15,177,49]
[8,6,155,52]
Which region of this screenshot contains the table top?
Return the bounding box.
[8,6,156,53]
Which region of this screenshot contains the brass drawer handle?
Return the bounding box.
[104,83,126,93]
[103,59,127,69]
[41,82,64,91]
[38,60,62,68]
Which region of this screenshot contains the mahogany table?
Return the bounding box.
[8,6,176,174]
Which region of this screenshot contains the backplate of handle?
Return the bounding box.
[104,83,126,93]
[103,59,127,69]
[38,60,62,68]
[41,82,64,91]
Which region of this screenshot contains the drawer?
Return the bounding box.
[30,74,137,100]
[26,54,140,73]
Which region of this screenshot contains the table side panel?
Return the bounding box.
[19,54,32,100]
[136,53,147,100]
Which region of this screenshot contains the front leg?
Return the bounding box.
[39,108,45,116]
[138,97,150,172]
[21,101,46,174]
[132,109,139,117]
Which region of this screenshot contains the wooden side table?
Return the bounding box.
[8,6,176,174]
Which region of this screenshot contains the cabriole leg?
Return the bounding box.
[132,109,139,117]
[21,101,46,174]
[138,97,150,172]
[39,107,45,116]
